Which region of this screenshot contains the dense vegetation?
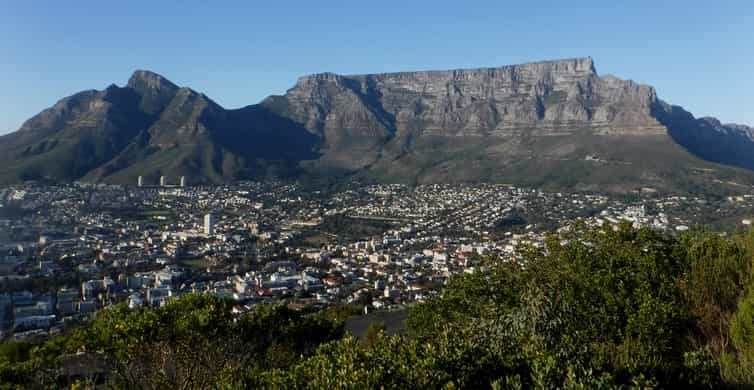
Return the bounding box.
[2,223,754,388]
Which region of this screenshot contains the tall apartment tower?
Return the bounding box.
[160,176,166,187]
[204,213,215,236]
[180,176,186,187]
[137,176,144,187]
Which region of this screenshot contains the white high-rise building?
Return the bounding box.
[180,176,186,187]
[204,214,215,236]
[160,176,166,187]
[137,176,144,187]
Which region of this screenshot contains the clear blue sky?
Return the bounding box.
[1,1,752,134]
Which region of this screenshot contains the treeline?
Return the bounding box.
[2,223,754,388]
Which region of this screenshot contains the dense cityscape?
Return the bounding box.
[2,178,753,340]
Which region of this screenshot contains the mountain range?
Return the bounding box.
[1,57,753,193]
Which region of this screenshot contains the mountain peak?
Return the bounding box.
[127,70,178,92]
[127,70,180,114]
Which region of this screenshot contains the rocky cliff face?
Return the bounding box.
[258,57,754,191]
[266,57,666,146]
[260,58,679,179]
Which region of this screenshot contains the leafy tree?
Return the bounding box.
[407,259,526,341]
[723,283,754,384]
[0,294,344,389]
[678,230,753,355]
[522,223,692,383]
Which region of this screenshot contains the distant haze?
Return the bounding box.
[1,1,753,135]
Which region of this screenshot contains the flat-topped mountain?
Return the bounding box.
[268,58,664,141]
[1,58,753,193]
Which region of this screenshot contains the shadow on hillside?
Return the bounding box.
[652,101,754,171]
[213,104,321,163]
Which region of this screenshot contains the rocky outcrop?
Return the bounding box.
[265,57,666,147]
[127,70,180,114]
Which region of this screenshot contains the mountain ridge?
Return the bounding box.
[0,69,318,185]
[303,57,597,80]
[1,58,753,194]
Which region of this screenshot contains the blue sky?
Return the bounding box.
[1,1,752,134]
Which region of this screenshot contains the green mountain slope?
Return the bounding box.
[0,71,317,185]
